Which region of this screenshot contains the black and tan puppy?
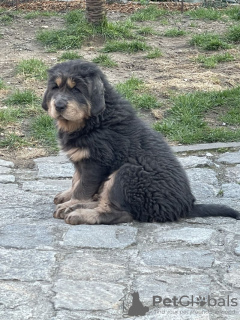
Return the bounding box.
[42,60,240,225]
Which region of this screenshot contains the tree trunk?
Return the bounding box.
[86,0,106,25]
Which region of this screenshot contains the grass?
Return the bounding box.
[196,52,234,68]
[136,26,157,36]
[190,33,230,50]
[0,133,29,149]
[225,24,240,43]
[92,54,117,67]
[130,5,167,21]
[5,89,39,107]
[16,58,48,80]
[30,113,58,151]
[102,40,150,53]
[58,51,82,61]
[0,14,14,25]
[186,8,222,21]
[154,87,240,144]
[37,10,136,50]
[116,77,160,110]
[163,28,186,37]
[0,79,6,90]
[145,48,162,59]
[24,11,57,19]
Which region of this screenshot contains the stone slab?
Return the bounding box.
[0,166,11,174]
[154,227,215,245]
[0,224,55,249]
[0,159,14,167]
[178,156,213,169]
[61,225,137,249]
[0,174,15,183]
[225,164,240,183]
[217,151,240,164]
[0,281,53,320]
[22,179,72,195]
[36,161,74,178]
[141,249,215,269]
[53,279,124,311]
[186,168,218,186]
[222,183,240,199]
[0,248,56,281]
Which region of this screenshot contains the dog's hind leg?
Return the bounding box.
[64,170,133,225]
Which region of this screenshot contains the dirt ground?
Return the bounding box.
[0,4,240,164]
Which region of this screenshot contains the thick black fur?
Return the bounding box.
[43,60,240,223]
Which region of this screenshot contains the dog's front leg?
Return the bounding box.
[53,162,108,220]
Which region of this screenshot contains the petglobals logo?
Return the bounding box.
[153,295,238,308]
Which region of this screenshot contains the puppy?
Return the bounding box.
[42,60,240,225]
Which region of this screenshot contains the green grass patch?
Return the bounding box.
[92,54,117,67]
[5,89,39,106]
[0,14,14,24]
[154,87,240,144]
[163,28,186,37]
[196,52,234,68]
[0,133,29,149]
[30,113,58,151]
[102,40,150,53]
[58,51,82,61]
[24,11,57,19]
[223,7,240,21]
[190,33,230,50]
[186,8,222,21]
[37,10,136,50]
[16,58,47,80]
[130,5,167,21]
[0,79,6,90]
[116,77,160,110]
[136,26,157,36]
[145,48,162,59]
[225,24,240,43]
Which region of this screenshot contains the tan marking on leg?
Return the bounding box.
[66,148,90,162]
[65,208,100,225]
[55,77,62,87]
[54,198,80,219]
[54,170,80,205]
[98,171,117,212]
[67,78,76,89]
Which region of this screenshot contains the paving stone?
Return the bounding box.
[0,183,52,207]
[221,183,240,199]
[0,166,11,174]
[0,248,56,281]
[224,263,240,288]
[178,156,213,169]
[217,151,240,164]
[0,174,15,183]
[53,279,124,311]
[53,311,122,320]
[225,165,240,183]
[190,182,217,199]
[154,227,215,245]
[36,161,74,178]
[0,159,14,167]
[22,178,72,195]
[186,168,218,186]
[61,225,137,249]
[234,242,240,256]
[0,281,53,320]
[133,274,211,305]
[0,224,55,249]
[141,249,215,269]
[58,250,132,282]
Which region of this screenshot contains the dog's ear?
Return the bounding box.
[90,75,105,116]
[42,90,48,111]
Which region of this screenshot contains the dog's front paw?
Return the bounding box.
[64,209,100,225]
[53,202,69,219]
[54,190,71,205]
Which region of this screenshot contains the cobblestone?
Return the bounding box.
[1,148,240,319]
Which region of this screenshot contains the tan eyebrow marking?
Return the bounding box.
[67,78,76,89]
[55,77,62,87]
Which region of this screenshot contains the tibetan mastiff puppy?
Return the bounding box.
[42,60,240,225]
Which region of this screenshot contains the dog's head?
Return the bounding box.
[42,60,105,132]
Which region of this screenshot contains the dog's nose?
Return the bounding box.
[55,100,66,112]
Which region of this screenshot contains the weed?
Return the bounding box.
[190,33,230,50]
[145,48,162,59]
[186,8,222,21]
[102,40,150,53]
[130,5,167,21]
[196,52,234,68]
[58,51,82,61]
[225,24,240,43]
[163,28,186,37]
[92,54,117,67]
[5,89,39,106]
[16,58,47,80]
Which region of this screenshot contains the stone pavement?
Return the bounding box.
[1,148,240,320]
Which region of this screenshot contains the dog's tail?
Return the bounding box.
[188,204,240,220]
